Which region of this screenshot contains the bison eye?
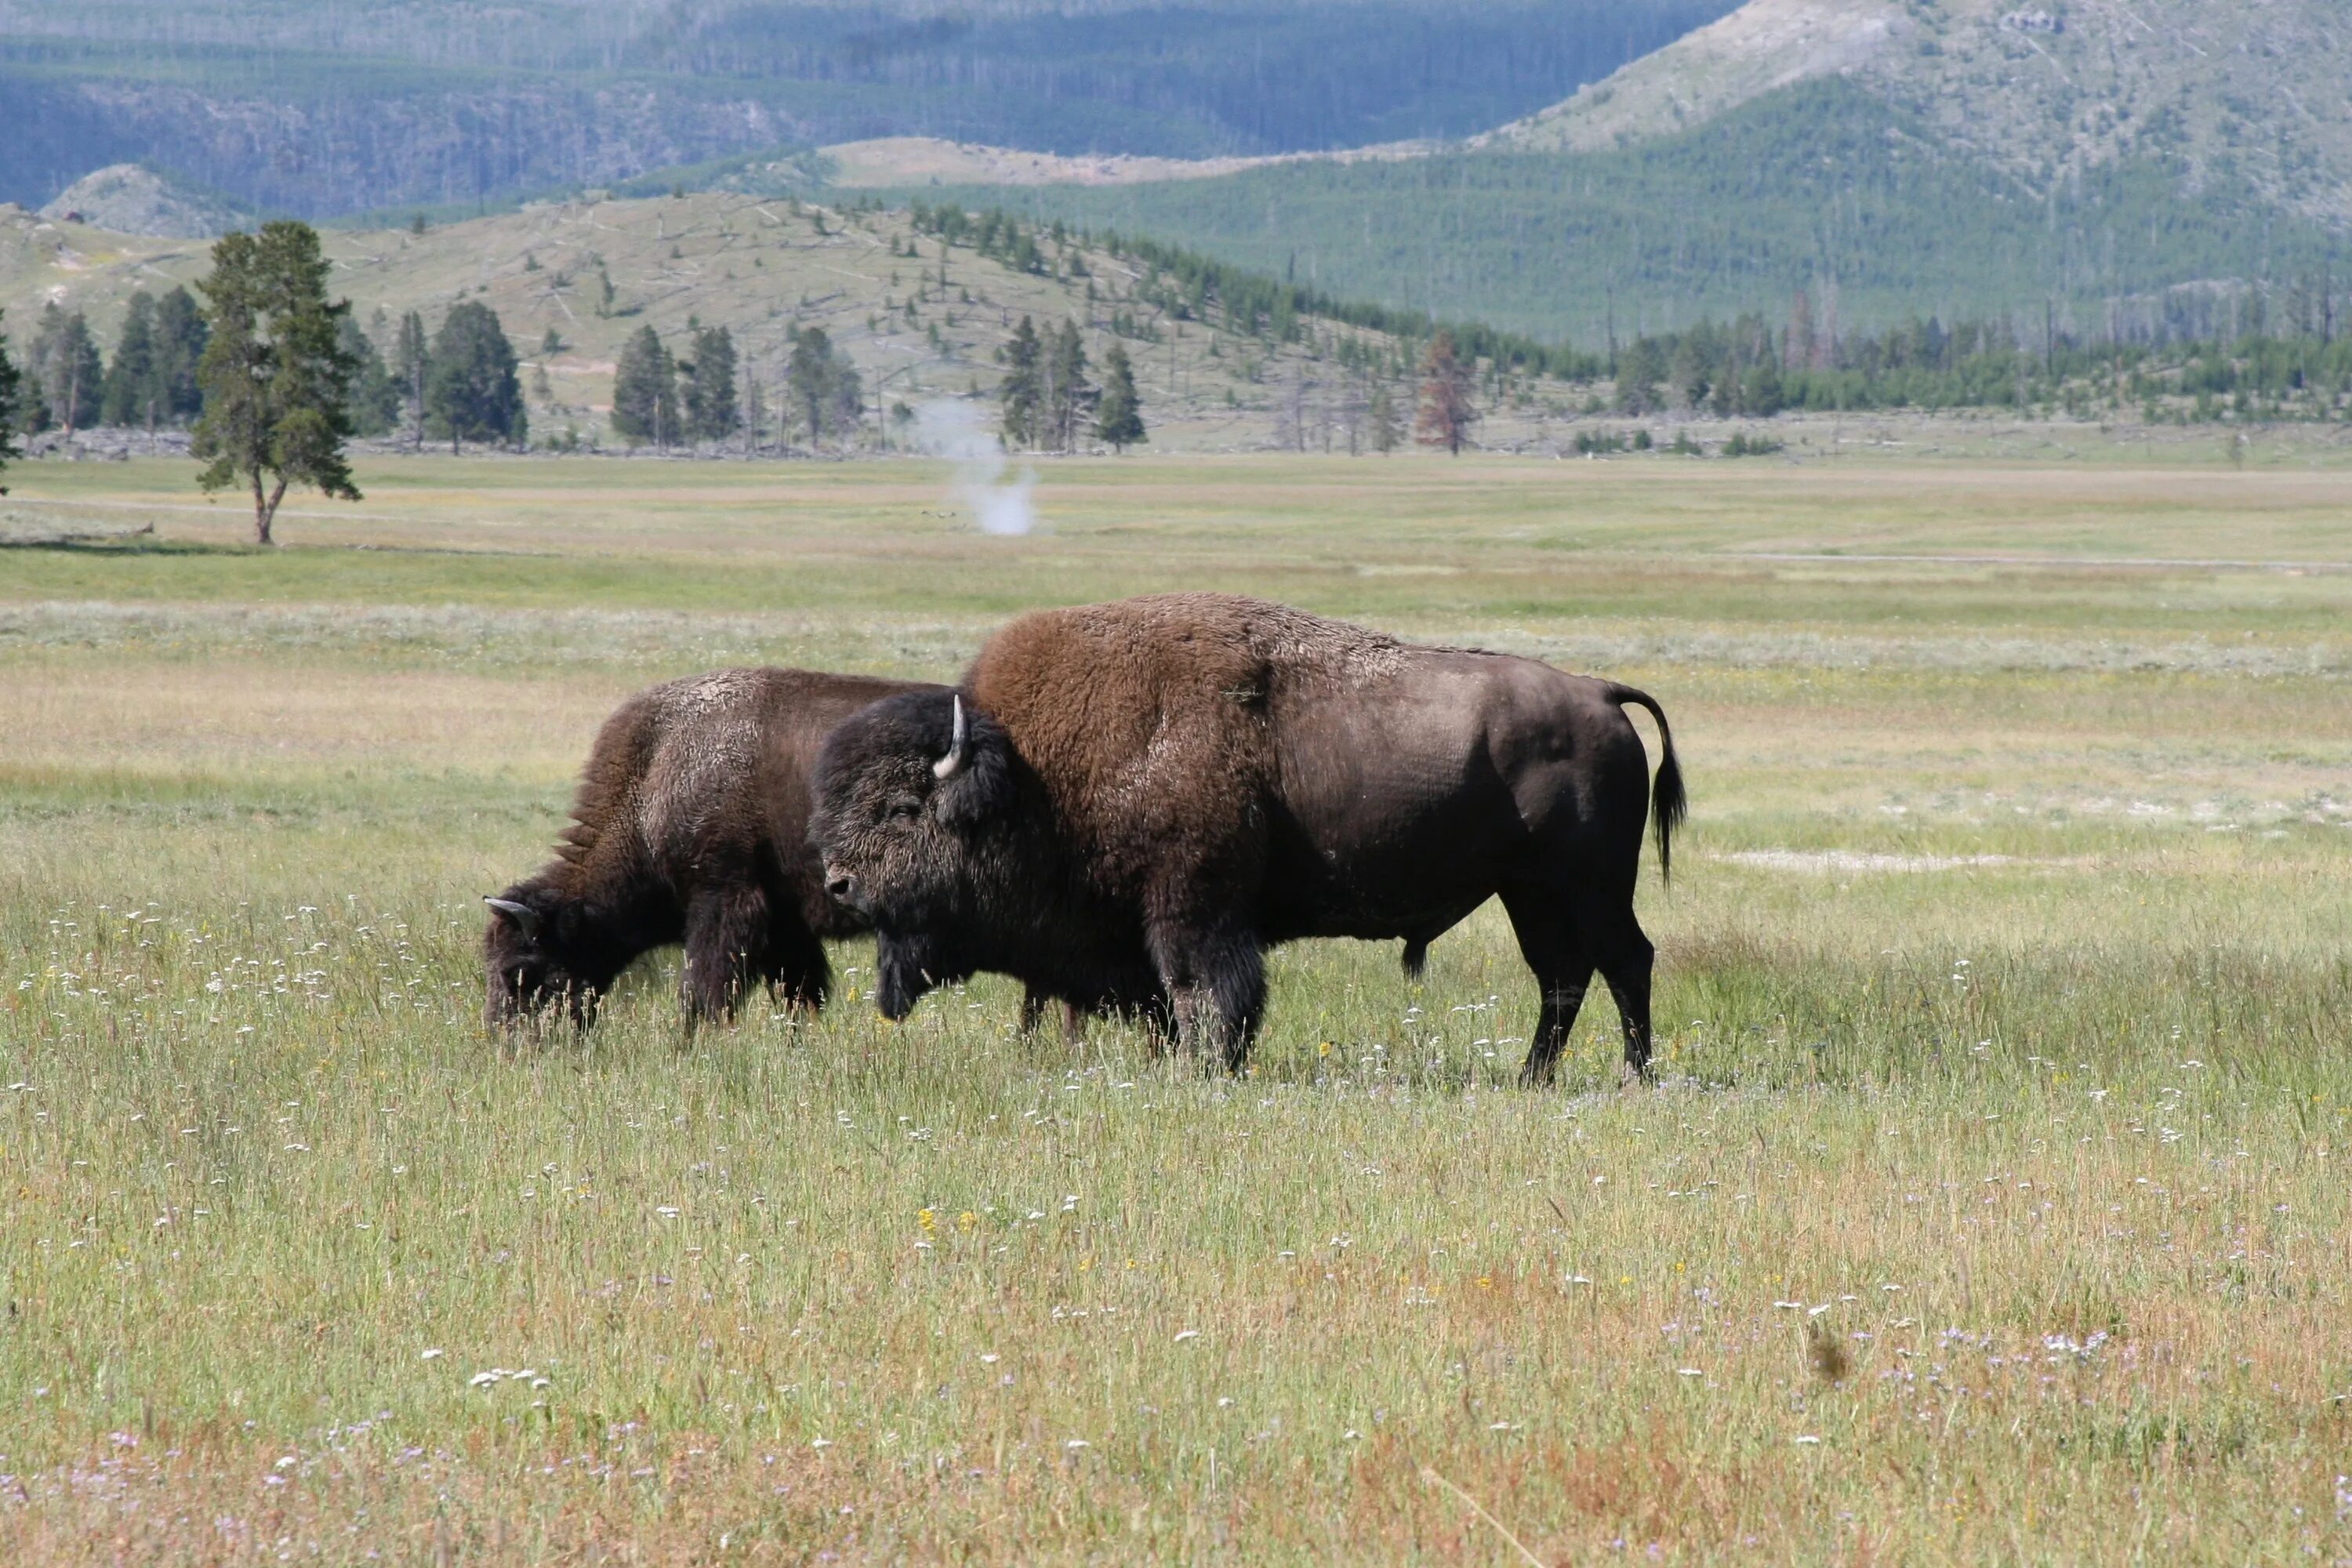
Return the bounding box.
[887,795,924,821]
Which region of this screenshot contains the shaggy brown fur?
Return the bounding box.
[815,593,1682,1080]
[485,667,935,1029]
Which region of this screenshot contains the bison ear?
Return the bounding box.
[932,704,1012,831]
[485,895,544,941]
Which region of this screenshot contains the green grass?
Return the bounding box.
[2,449,2350,1562]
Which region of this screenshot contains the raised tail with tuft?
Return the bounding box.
[1604,684,1685,883]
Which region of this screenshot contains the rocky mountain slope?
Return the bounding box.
[37,164,248,239]
[1483,0,2352,227]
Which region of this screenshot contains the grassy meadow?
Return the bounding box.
[3,446,2351,1563]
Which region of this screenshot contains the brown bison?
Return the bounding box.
[812,593,1682,1082]
[484,667,941,1030]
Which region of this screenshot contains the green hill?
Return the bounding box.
[851,78,2350,343]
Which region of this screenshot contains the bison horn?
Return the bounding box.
[933,693,967,780]
[484,896,543,938]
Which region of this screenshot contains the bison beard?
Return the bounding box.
[812,593,1684,1083]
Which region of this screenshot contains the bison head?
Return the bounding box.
[481,885,607,1030]
[812,689,1016,1015]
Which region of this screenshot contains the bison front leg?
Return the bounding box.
[681,884,771,1025]
[763,922,831,1015]
[1149,921,1265,1073]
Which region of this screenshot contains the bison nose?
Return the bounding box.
[826,870,858,902]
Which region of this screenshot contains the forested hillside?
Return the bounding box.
[9,190,2343,469]
[0,1,1732,215]
[858,80,2352,342]
[0,191,1491,454]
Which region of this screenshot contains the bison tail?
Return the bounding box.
[1606,684,1686,884]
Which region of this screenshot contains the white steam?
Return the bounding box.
[915,400,1036,536]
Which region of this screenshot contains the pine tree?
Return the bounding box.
[681,325,740,442]
[1708,362,1741,420]
[153,286,209,424]
[1044,318,1093,451]
[1093,341,1145,452]
[611,325,677,448]
[338,316,402,437]
[0,311,22,489]
[999,316,1042,449]
[394,310,430,449]
[102,292,161,430]
[1368,383,1402,453]
[1614,336,1666,416]
[191,220,361,546]
[1412,331,1477,456]
[423,302,525,452]
[743,376,768,456]
[1669,332,1712,412]
[32,304,104,434]
[786,325,858,448]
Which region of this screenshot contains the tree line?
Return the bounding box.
[0,220,528,539]
[996,316,1145,454]
[606,320,867,453]
[1,280,528,454]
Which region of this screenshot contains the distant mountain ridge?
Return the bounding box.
[0,2,1733,215]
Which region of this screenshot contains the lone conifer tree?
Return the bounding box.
[611,325,678,448]
[191,222,360,546]
[1093,341,1145,452]
[424,302,525,453]
[1412,331,1476,456]
[999,315,1042,448]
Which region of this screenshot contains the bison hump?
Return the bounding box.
[971,595,1399,871]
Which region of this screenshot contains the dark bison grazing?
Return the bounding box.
[813,593,1683,1082]
[485,667,938,1029]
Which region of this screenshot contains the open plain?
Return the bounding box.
[2,446,2350,1563]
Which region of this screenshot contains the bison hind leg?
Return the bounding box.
[1499,885,1597,1087]
[1581,908,1657,1083]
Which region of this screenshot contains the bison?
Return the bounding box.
[484,667,946,1030]
[812,593,1682,1083]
